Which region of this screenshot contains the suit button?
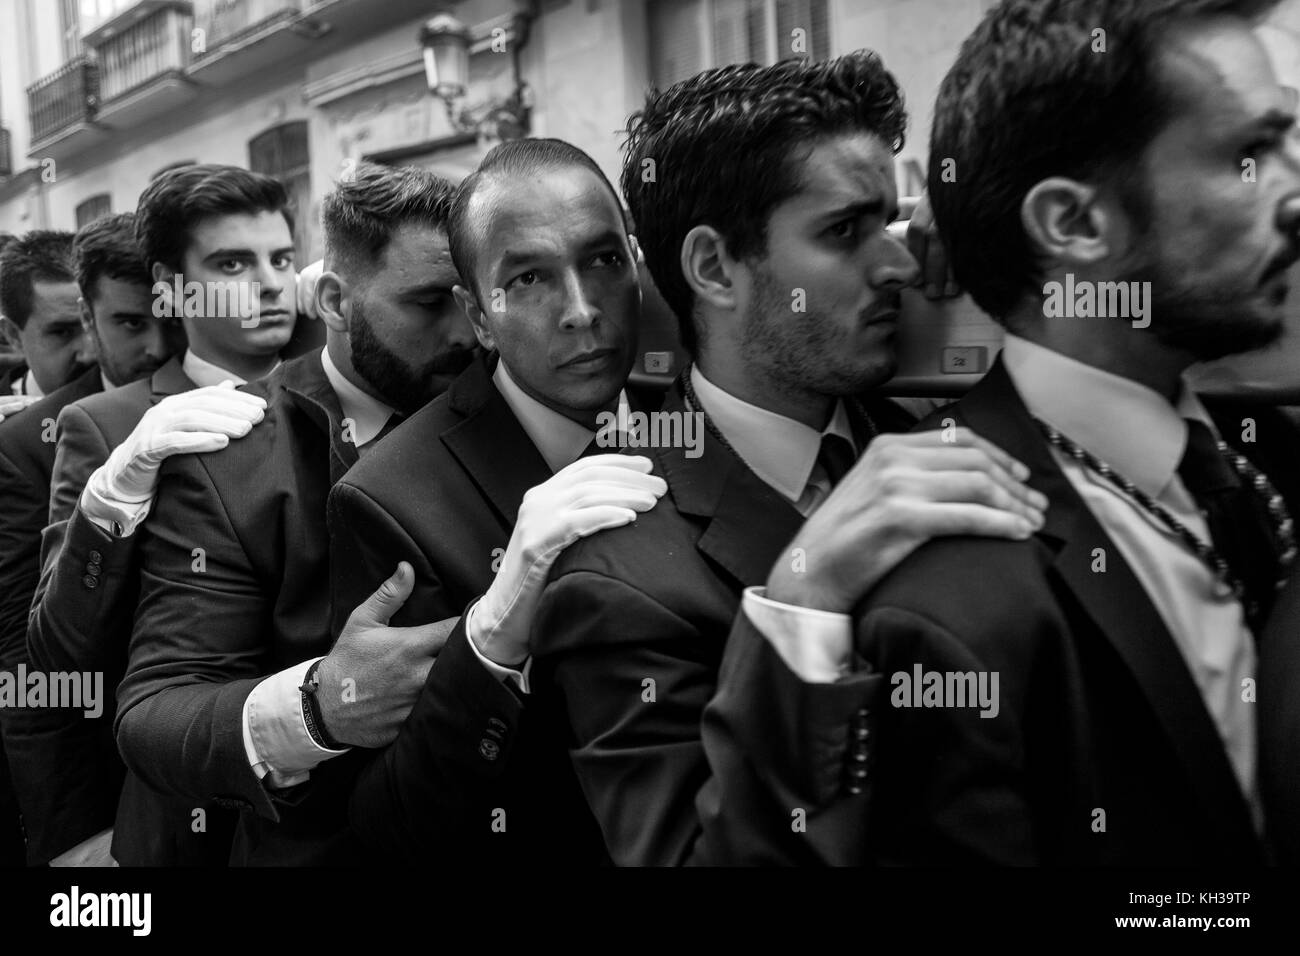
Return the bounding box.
[82,575,99,589]
[856,707,870,719]
[86,562,102,575]
[478,738,500,761]
[88,550,103,563]
[855,726,871,741]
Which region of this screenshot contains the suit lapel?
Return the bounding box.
[441,353,552,526]
[957,359,1260,850]
[653,385,805,589]
[149,355,195,403]
[279,350,358,486]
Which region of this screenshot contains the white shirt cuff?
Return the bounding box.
[79,483,152,537]
[742,586,853,683]
[465,599,531,694]
[242,657,349,789]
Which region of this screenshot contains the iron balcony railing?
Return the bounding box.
[26,55,100,145]
[95,6,193,103]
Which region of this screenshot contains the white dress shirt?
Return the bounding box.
[743,335,1261,827]
[320,345,394,450]
[17,368,43,398]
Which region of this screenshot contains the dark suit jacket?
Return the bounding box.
[523,382,916,865]
[783,359,1298,865]
[333,352,663,863]
[0,365,101,865]
[1260,567,1300,863]
[7,358,237,866]
[114,349,370,866]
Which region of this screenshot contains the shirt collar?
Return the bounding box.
[493,358,628,473]
[320,346,395,448]
[689,364,855,503]
[20,369,43,399]
[181,349,254,388]
[100,370,115,394]
[1001,334,1216,499]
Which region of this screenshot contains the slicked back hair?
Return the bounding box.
[135,163,293,274]
[620,52,907,357]
[74,212,151,301]
[447,137,628,304]
[0,231,76,329]
[322,162,456,278]
[930,0,1283,323]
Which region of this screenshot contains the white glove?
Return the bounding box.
[80,381,267,535]
[0,392,40,424]
[296,259,324,320]
[470,454,667,666]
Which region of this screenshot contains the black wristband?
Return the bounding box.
[299,658,345,751]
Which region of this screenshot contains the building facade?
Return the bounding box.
[0,0,1000,258]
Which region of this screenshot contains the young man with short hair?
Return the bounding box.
[113,162,478,865]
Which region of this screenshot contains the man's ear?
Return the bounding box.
[1021,177,1112,268]
[79,297,94,334]
[680,225,738,313]
[151,261,176,315]
[315,271,349,334]
[454,284,495,352]
[628,233,643,266]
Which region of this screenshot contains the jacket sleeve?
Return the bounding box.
[113,449,275,820]
[47,401,113,528]
[533,570,883,866]
[692,611,882,865]
[28,510,138,674]
[849,604,1037,865]
[329,480,508,860]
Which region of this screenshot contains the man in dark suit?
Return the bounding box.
[331,139,668,863]
[350,62,1041,866]
[702,0,1300,866]
[0,232,92,410]
[114,162,478,865]
[20,168,297,866]
[0,227,104,866]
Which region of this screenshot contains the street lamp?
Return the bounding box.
[419,10,533,140]
[419,12,471,102]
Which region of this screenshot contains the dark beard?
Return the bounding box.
[349,307,475,414]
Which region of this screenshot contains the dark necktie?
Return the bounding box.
[1177,419,1279,630]
[816,433,857,488]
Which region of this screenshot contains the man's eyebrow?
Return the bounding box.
[201,245,296,260]
[496,247,553,272]
[816,197,899,223]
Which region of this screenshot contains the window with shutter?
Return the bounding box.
[649,0,831,89]
[75,194,112,228]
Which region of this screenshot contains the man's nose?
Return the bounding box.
[870,231,923,292]
[558,270,599,330]
[256,258,288,300]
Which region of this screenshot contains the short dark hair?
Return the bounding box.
[929,0,1282,322]
[322,162,455,276]
[134,163,294,274]
[621,52,907,356]
[0,231,76,329]
[447,137,626,302]
[74,212,150,300]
